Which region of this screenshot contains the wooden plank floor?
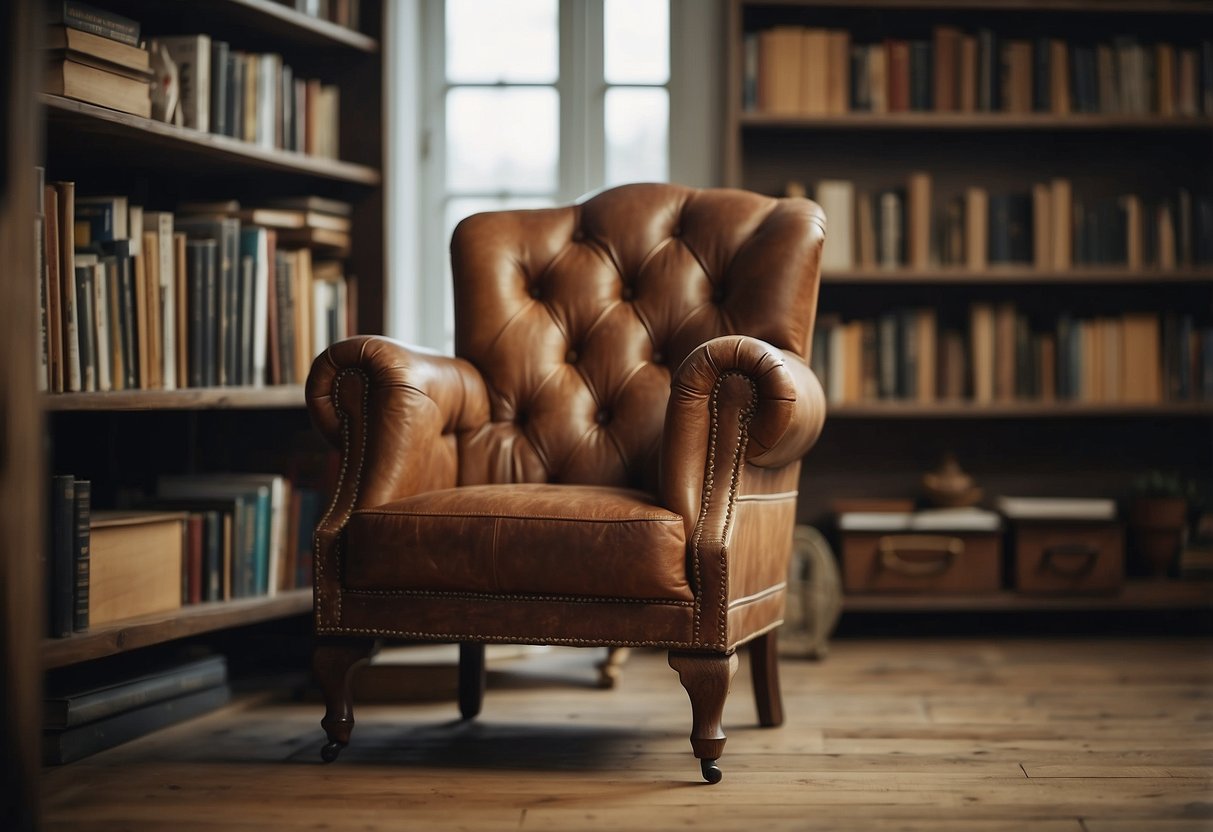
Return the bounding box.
[41,637,1213,831]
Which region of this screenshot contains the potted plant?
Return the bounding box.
[1127,471,1193,578]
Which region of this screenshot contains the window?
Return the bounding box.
[418,0,673,352]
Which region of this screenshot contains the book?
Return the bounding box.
[73,479,91,632]
[48,475,76,638]
[814,180,854,272]
[43,683,231,765]
[89,511,187,626]
[964,187,988,271]
[151,35,211,132]
[44,25,148,73]
[44,57,151,118]
[43,654,227,730]
[210,40,230,137]
[73,261,96,391]
[56,181,82,392]
[46,0,140,47]
[906,172,931,270]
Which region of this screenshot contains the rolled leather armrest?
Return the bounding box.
[305,335,491,512]
[659,334,826,541]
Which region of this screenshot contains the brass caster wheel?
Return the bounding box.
[700,758,723,784]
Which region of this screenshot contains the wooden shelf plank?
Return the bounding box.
[741,0,1213,14]
[740,112,1213,131]
[44,385,307,412]
[211,0,379,52]
[42,95,381,185]
[827,402,1213,418]
[823,267,1213,284]
[42,589,313,669]
[843,580,1213,613]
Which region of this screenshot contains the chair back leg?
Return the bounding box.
[458,642,486,720]
[748,629,785,727]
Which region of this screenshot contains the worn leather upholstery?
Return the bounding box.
[306,183,826,652]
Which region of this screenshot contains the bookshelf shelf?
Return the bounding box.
[744,0,1213,11]
[822,267,1213,284]
[740,112,1213,131]
[42,95,381,185]
[842,580,1213,613]
[202,0,379,52]
[828,401,1213,418]
[41,589,313,669]
[44,385,307,412]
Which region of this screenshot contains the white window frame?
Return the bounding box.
[400,0,721,351]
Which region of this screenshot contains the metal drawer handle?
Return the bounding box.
[877,535,964,576]
[1041,543,1099,577]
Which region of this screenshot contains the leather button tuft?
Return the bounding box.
[711,286,726,303]
[621,286,634,301]
[595,409,611,426]
[671,226,682,237]
[652,350,664,364]
[529,284,542,299]
[572,229,585,242]
[565,349,578,364]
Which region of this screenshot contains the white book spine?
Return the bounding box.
[815,180,854,272]
[155,213,177,390]
[93,263,112,392]
[252,231,269,387]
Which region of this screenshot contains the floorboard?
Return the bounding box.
[40,637,1213,831]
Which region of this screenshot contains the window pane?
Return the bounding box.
[446,88,559,193]
[446,0,557,83]
[605,87,668,187]
[604,0,669,84]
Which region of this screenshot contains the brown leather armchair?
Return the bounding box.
[304,182,827,782]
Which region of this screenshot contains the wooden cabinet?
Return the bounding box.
[37,0,386,667]
[725,0,1213,610]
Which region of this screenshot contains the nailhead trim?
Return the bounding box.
[343,588,695,606]
[314,366,369,630]
[315,625,698,649]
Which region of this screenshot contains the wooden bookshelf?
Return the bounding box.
[843,580,1213,613]
[42,589,313,669]
[33,0,386,673]
[741,113,1213,131]
[827,401,1213,418]
[729,0,1213,566]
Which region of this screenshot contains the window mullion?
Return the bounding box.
[559,0,604,202]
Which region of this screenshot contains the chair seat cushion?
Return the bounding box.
[343,483,692,602]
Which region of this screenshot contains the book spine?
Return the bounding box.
[118,255,137,390]
[210,41,229,137]
[58,0,141,47]
[187,242,205,388]
[75,265,96,392]
[49,475,76,638]
[72,480,90,632]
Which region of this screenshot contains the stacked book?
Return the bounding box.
[35,168,354,394]
[806,174,1213,273]
[745,24,1213,117]
[292,0,362,31]
[43,654,230,764]
[812,306,1213,406]
[43,1,151,117]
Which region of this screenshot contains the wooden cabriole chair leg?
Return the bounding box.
[749,629,785,727]
[668,650,739,784]
[458,642,486,720]
[596,646,631,688]
[314,637,378,762]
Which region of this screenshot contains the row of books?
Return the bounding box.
[41,2,341,158]
[152,34,342,159]
[35,171,353,394]
[810,307,1213,405]
[43,653,230,764]
[745,25,1213,117]
[803,176,1213,272]
[44,471,321,639]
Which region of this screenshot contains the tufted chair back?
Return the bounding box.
[452,183,824,492]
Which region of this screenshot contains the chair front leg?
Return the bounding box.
[668,650,739,784]
[749,629,785,727]
[314,637,378,762]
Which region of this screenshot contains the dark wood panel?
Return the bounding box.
[742,114,1213,131]
[44,385,307,412]
[843,580,1213,612]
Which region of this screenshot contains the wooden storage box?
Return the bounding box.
[839,509,1002,594]
[90,511,187,626]
[998,498,1124,595]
